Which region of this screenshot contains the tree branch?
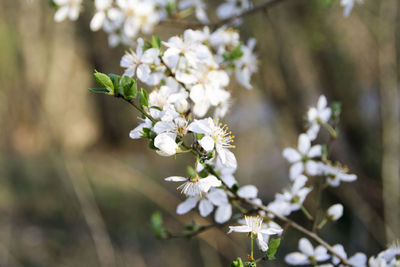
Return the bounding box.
[160,0,288,29]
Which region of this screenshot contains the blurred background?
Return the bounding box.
[0,0,399,266]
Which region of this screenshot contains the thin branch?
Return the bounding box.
[243,198,352,266]
[160,0,288,29]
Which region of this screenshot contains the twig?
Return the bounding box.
[160,0,289,29]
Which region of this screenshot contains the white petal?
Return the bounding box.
[165,176,188,182]
[208,189,228,206]
[257,233,269,252]
[305,161,320,176]
[320,108,332,122]
[290,162,304,180]
[199,199,214,217]
[198,175,221,192]
[283,148,302,163]
[199,136,215,152]
[307,124,320,141]
[228,225,251,234]
[308,145,322,158]
[314,246,330,261]
[298,134,311,155]
[318,95,327,110]
[215,204,232,223]
[285,252,309,265]
[217,148,237,169]
[176,197,199,214]
[260,227,283,235]
[90,12,105,31]
[349,253,367,267]
[237,185,258,199]
[54,6,69,22]
[299,238,314,256]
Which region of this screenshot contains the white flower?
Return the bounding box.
[306,95,332,140]
[188,118,237,168]
[53,0,82,22]
[234,38,257,89]
[178,0,209,23]
[90,0,113,31]
[270,175,312,216]
[116,0,159,38]
[317,163,357,187]
[215,157,238,188]
[217,0,251,20]
[285,238,330,265]
[176,189,232,223]
[165,175,221,197]
[129,118,153,139]
[228,216,283,251]
[120,38,165,86]
[153,116,188,138]
[341,0,362,17]
[154,133,178,156]
[282,133,322,180]
[326,204,343,221]
[331,244,367,267]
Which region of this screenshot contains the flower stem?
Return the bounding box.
[316,218,328,230]
[320,122,337,139]
[300,205,314,221]
[250,236,254,261]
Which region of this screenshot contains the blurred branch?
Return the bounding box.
[378,0,400,241]
[161,0,289,29]
[64,158,117,267]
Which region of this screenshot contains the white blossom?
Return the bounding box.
[331,244,367,267]
[341,0,362,17]
[228,216,283,251]
[283,133,322,180]
[327,204,344,221]
[154,132,178,156]
[318,163,357,187]
[217,0,252,20]
[306,95,332,140]
[53,0,82,22]
[234,38,257,89]
[285,238,330,265]
[188,118,237,168]
[165,175,221,197]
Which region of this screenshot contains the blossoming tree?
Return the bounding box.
[48,0,399,266]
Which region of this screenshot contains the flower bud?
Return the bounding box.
[175,98,189,113]
[326,203,343,221]
[154,133,178,157]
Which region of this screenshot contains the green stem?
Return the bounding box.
[300,205,314,221]
[320,121,337,139]
[250,237,254,261]
[125,98,157,124]
[316,218,328,230]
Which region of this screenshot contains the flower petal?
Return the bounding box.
[199,199,214,217]
[165,176,188,182]
[299,238,314,256]
[215,203,232,224]
[283,148,302,163]
[237,185,258,199]
[285,252,309,265]
[298,134,311,155]
[176,197,199,214]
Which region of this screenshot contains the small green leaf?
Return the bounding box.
[93,71,114,94]
[108,73,120,91]
[89,88,110,94]
[223,44,243,61]
[150,211,168,238]
[266,237,281,260]
[152,36,161,49]
[139,88,149,108]
[166,0,177,16]
[198,169,209,178]
[231,257,244,267]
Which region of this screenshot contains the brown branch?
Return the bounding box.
[160,0,289,29]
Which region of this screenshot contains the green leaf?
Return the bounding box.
[119,76,137,100]
[198,169,209,178]
[108,73,120,91]
[139,88,149,108]
[223,44,244,61]
[89,88,110,94]
[266,237,281,260]
[150,211,168,238]
[93,71,114,94]
[166,0,177,16]
[152,36,162,49]
[231,257,244,267]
